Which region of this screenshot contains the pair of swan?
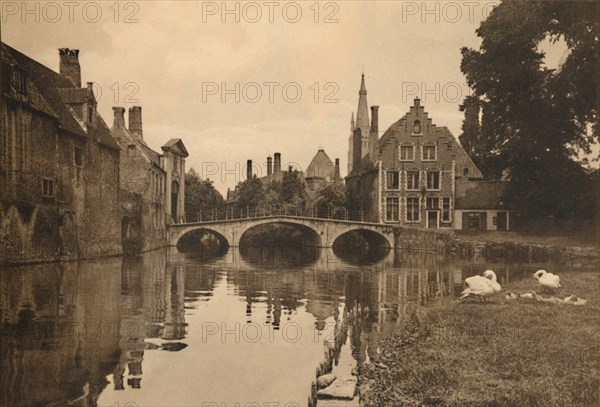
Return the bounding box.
[461,269,563,302]
[460,270,501,301]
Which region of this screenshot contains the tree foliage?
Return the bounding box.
[185,168,225,219]
[281,168,308,207]
[235,176,264,209]
[316,182,347,209]
[234,167,348,214]
[460,0,600,218]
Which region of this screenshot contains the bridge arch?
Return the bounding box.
[331,228,392,263]
[176,227,230,255]
[238,221,323,248]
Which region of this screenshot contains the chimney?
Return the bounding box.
[369,105,380,159]
[129,106,143,138]
[59,48,81,87]
[247,160,253,179]
[267,156,273,177]
[334,158,340,179]
[112,107,126,129]
[352,128,362,173]
[370,106,379,134]
[274,152,282,178]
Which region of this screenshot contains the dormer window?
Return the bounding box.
[14,68,27,94]
[422,143,437,161]
[413,120,422,134]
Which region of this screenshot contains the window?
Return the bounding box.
[42,178,55,197]
[87,105,93,124]
[441,198,451,222]
[14,68,27,94]
[463,167,469,178]
[74,146,83,167]
[386,197,399,222]
[426,197,439,210]
[400,144,414,161]
[413,120,422,134]
[422,144,436,161]
[406,197,420,222]
[427,171,440,190]
[406,171,420,190]
[127,145,136,157]
[386,171,399,190]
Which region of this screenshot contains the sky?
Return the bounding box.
[2,0,577,194]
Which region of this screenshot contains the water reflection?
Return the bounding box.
[0,247,578,406]
[332,230,391,264]
[239,243,322,268]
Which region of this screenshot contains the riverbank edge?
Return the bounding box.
[356,272,600,406]
[394,227,599,264]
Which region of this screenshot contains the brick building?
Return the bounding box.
[1,43,189,264]
[346,75,513,230]
[111,104,188,254]
[1,44,122,264]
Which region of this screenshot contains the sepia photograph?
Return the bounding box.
[1,1,599,406]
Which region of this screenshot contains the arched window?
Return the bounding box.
[171,181,180,222]
[413,120,422,134]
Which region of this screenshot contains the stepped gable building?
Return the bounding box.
[346,75,515,230]
[1,44,122,264]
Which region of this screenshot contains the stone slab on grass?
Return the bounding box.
[317,375,357,400]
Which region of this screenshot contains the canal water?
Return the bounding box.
[0,245,590,407]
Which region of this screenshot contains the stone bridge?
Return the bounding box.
[168,215,396,249]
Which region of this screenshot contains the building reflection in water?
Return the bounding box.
[1,244,490,407]
[0,258,122,407]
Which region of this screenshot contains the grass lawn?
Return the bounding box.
[454,230,599,249]
[360,271,600,407]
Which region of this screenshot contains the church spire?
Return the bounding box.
[355,73,370,133]
[359,72,367,94]
[351,112,355,130]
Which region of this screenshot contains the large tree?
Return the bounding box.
[235,176,264,210]
[281,167,308,207]
[185,168,225,220]
[460,0,599,218]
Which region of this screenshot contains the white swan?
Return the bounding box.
[483,270,502,295]
[460,271,495,301]
[533,270,561,291]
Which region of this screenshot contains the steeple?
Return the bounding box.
[350,112,355,130]
[355,73,370,132]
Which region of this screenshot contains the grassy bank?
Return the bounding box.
[360,272,600,407]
